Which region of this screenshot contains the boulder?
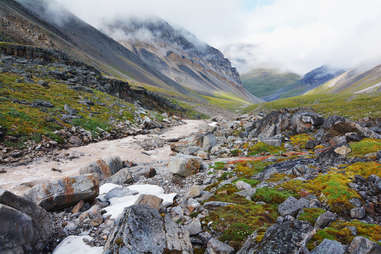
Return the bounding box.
[278,197,309,216]
[334,145,352,156]
[310,239,345,254]
[290,111,324,134]
[238,220,313,254]
[203,133,217,152]
[168,154,202,177]
[206,238,234,254]
[259,136,282,147]
[250,110,291,138]
[80,157,124,181]
[25,174,99,211]
[185,219,202,236]
[104,168,133,185]
[0,189,53,253]
[347,236,381,254]
[104,205,192,254]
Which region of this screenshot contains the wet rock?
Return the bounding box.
[168,154,202,177]
[104,205,192,254]
[315,211,336,229]
[134,194,163,210]
[207,238,234,254]
[278,197,309,216]
[25,174,99,211]
[347,236,381,254]
[311,239,345,254]
[238,220,313,254]
[0,189,53,253]
[350,207,366,219]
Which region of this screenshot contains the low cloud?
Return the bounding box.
[40,0,381,74]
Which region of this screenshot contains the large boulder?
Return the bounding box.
[25,174,99,211]
[237,220,313,254]
[290,111,324,134]
[168,154,202,177]
[206,238,234,254]
[0,189,53,253]
[80,157,124,181]
[310,239,345,254]
[104,205,192,254]
[202,133,217,152]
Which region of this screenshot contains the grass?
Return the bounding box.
[243,93,381,120]
[202,91,251,111]
[252,187,295,204]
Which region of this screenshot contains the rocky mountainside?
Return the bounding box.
[102,18,262,103]
[307,63,381,95]
[0,0,260,104]
[242,66,345,101]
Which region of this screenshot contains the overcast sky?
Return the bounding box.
[55,0,381,74]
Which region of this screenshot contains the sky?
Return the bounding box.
[55,0,381,74]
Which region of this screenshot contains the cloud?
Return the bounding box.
[53,0,381,74]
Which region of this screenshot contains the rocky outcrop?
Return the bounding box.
[25,174,99,211]
[0,189,53,253]
[104,205,193,254]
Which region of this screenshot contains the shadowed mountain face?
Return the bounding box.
[0,0,261,103]
[101,18,262,103]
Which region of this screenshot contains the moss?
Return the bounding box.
[234,161,273,177]
[308,220,381,250]
[231,149,242,157]
[344,161,381,178]
[297,208,326,225]
[267,173,291,183]
[349,138,381,157]
[252,187,295,204]
[248,142,284,156]
[210,162,226,170]
[280,172,360,215]
[290,134,314,149]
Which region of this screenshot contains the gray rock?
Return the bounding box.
[185,218,202,236]
[278,197,309,216]
[104,168,133,185]
[238,220,313,254]
[25,174,99,211]
[350,207,366,219]
[69,135,82,146]
[347,236,381,254]
[315,211,336,229]
[0,189,53,253]
[310,239,345,254]
[235,180,252,191]
[377,150,381,161]
[259,136,282,147]
[204,201,233,208]
[134,194,163,210]
[187,185,202,198]
[168,154,202,177]
[203,133,217,152]
[207,238,234,254]
[32,100,54,108]
[104,205,192,254]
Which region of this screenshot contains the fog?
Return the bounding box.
[41,0,381,74]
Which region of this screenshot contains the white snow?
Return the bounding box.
[354,82,381,94]
[99,183,121,195]
[102,184,177,219]
[53,236,103,254]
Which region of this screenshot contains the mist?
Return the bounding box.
[46,0,381,74]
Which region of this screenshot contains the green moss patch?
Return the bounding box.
[290,134,314,149]
[248,142,285,156]
[297,208,326,225]
[252,187,295,204]
[349,138,381,157]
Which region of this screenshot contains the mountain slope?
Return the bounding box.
[0,0,260,105]
[306,64,381,95]
[242,66,344,101]
[101,18,262,104]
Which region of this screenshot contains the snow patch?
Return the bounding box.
[53,236,103,254]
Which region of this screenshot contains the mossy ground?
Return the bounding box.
[308,220,381,250]
[247,142,285,156]
[349,138,381,157]
[290,134,314,149]
[297,208,325,225]
[0,72,136,147]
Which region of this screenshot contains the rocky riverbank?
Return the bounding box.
[1,109,381,253]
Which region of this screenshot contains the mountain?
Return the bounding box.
[101,18,262,103]
[241,68,301,101]
[0,0,260,105]
[242,66,345,101]
[306,63,381,95]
